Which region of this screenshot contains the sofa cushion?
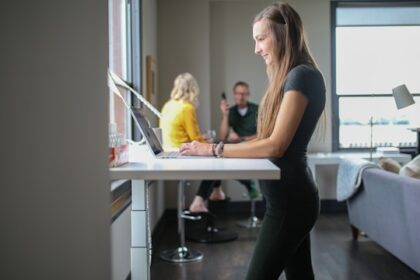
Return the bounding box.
[399,154,420,179]
[378,157,401,174]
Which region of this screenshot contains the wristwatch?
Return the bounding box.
[216,141,224,158]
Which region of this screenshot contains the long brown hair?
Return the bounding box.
[255,2,317,139]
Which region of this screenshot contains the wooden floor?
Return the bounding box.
[151,212,420,280]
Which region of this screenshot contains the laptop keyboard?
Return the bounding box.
[159,151,181,158]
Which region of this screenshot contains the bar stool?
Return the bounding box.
[160,180,203,262]
[186,198,238,243]
[237,192,262,228]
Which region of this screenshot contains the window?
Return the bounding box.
[109,0,141,140]
[332,2,420,150]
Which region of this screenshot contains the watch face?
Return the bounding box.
[217,142,224,157]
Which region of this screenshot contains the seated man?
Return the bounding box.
[189,81,259,213]
[219,81,258,143]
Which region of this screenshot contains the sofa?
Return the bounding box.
[347,167,420,274]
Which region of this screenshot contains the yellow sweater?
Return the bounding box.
[159,100,204,149]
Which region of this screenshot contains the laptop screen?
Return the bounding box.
[132,108,163,156]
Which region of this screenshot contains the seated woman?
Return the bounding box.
[159,72,225,213]
[159,72,205,149]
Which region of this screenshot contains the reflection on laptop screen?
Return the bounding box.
[132,108,164,155]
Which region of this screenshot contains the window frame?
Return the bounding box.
[129,0,143,142]
[108,0,142,142]
[331,0,420,152]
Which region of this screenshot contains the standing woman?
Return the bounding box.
[180,2,325,279]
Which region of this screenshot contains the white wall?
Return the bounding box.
[158,0,212,208]
[210,1,268,131]
[157,0,334,206]
[0,1,110,280]
[157,0,211,130]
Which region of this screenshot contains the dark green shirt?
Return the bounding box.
[228,102,258,137]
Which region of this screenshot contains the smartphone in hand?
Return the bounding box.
[221,92,226,100]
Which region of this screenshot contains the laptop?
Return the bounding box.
[131,107,209,159]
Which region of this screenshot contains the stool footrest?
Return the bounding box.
[181,210,202,221]
[160,247,203,263]
[186,228,238,243]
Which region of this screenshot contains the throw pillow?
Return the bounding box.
[378,157,401,174]
[399,155,420,179]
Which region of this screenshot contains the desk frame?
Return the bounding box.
[111,151,280,280]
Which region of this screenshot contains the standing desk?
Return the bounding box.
[110,145,280,280]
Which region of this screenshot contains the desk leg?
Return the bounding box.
[160,180,203,263]
[131,180,149,280]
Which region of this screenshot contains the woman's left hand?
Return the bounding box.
[180,141,212,156]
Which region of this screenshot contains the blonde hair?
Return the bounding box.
[254,2,320,139]
[170,73,200,106]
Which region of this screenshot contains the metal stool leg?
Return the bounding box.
[237,197,262,228]
[186,210,238,243]
[160,180,203,262]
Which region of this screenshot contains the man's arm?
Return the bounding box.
[219,99,230,141]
